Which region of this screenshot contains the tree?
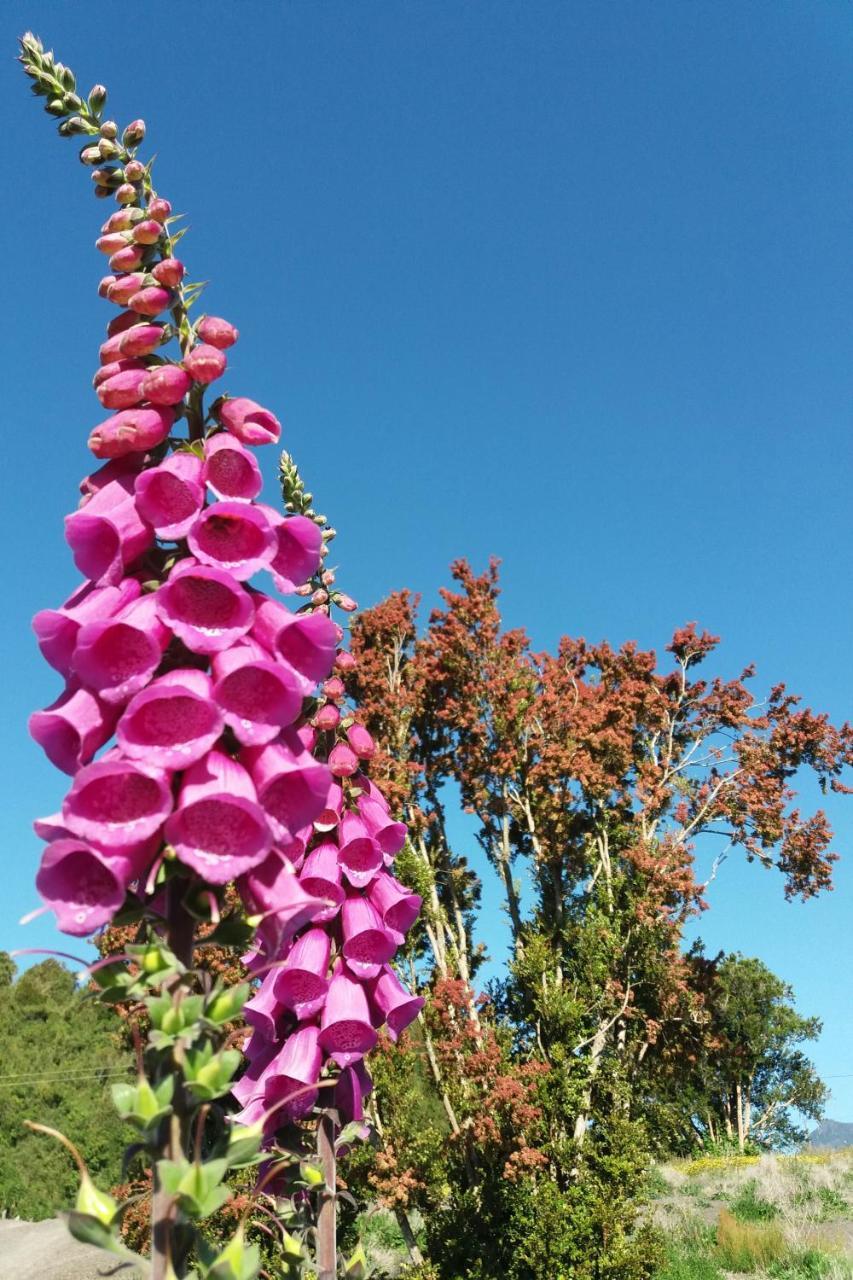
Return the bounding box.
[0,957,131,1221]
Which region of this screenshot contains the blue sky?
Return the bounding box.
[3,2,851,1117]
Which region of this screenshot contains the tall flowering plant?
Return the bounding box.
[19,33,422,1280]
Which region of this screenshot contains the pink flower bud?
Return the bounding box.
[151,258,184,287]
[98,274,117,299]
[197,315,239,349]
[217,397,280,446]
[140,364,193,406]
[311,589,329,606]
[124,160,145,182]
[148,197,171,223]
[115,184,138,206]
[183,343,226,385]
[97,367,149,410]
[132,219,164,246]
[109,243,145,272]
[93,358,146,389]
[336,593,358,612]
[119,323,166,358]
[88,406,175,458]
[314,703,341,731]
[123,119,146,146]
[328,741,359,778]
[128,286,172,316]
[96,232,130,255]
[323,676,345,702]
[107,274,146,306]
[107,310,142,337]
[103,210,135,233]
[322,569,336,586]
[347,723,376,760]
[335,650,357,672]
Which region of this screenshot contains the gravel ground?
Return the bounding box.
[0,1218,143,1280]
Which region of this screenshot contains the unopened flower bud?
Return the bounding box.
[115,184,138,207]
[96,231,130,255]
[328,741,359,778]
[128,286,172,316]
[140,364,192,406]
[314,703,341,731]
[63,93,82,112]
[123,119,146,147]
[147,197,171,223]
[109,244,145,273]
[183,343,225,385]
[294,584,312,597]
[107,273,147,306]
[311,589,329,606]
[98,275,117,300]
[99,120,118,140]
[118,323,166,358]
[322,569,336,586]
[58,116,89,137]
[46,98,66,117]
[336,593,358,613]
[79,145,101,165]
[93,185,112,199]
[92,166,122,187]
[323,676,345,703]
[197,315,239,349]
[102,209,135,233]
[88,84,107,113]
[335,649,357,672]
[132,219,162,246]
[124,159,144,182]
[151,258,184,287]
[98,137,119,159]
[347,723,376,760]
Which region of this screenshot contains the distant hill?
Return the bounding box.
[809,1119,853,1149]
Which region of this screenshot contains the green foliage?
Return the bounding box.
[655,1243,725,1280]
[728,1178,778,1222]
[0,955,131,1220]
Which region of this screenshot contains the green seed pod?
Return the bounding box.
[58,116,89,137]
[46,97,66,117]
[63,92,82,112]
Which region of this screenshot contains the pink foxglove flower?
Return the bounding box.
[183,343,226,385]
[368,870,423,934]
[273,927,331,1021]
[134,452,205,540]
[62,755,172,850]
[202,434,263,503]
[140,363,193,406]
[368,967,425,1042]
[242,734,333,841]
[117,669,223,769]
[298,842,346,923]
[155,560,255,653]
[33,579,140,677]
[29,684,117,776]
[165,750,271,883]
[197,315,239,348]
[36,839,130,936]
[336,812,383,889]
[217,397,280,446]
[65,475,152,586]
[252,598,338,691]
[341,896,397,980]
[211,640,303,746]
[88,405,175,458]
[187,501,277,581]
[319,967,378,1068]
[260,509,323,594]
[72,594,170,704]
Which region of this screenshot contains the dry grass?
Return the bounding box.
[716,1208,786,1270]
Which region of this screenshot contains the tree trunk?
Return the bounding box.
[735,1081,745,1153]
[395,1208,424,1266]
[317,1113,337,1279]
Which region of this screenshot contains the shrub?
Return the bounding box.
[729,1178,778,1222]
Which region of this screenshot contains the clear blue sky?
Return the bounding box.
[3,2,851,1117]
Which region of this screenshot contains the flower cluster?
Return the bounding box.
[25,37,423,1138]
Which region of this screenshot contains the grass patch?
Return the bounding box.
[768,1251,834,1279]
[729,1178,778,1223]
[656,1244,725,1280]
[715,1208,786,1272]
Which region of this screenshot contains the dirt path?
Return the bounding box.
[0,1218,142,1279]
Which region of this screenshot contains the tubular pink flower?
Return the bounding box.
[238,848,329,954]
[298,841,346,923]
[319,967,378,1067]
[243,969,285,1042]
[368,967,425,1042]
[71,593,170,704]
[197,315,238,349]
[258,509,323,594]
[242,732,333,841]
[165,749,271,884]
[346,723,376,761]
[29,684,117,776]
[337,813,383,889]
[187,501,277,581]
[155,560,254,654]
[119,323,167,358]
[96,367,148,409]
[368,870,422,934]
[358,790,407,857]
[33,813,70,841]
[202,434,262,503]
[117,669,223,769]
[261,1024,323,1125]
[211,640,303,746]
[341,897,397,979]
[217,397,280,446]
[89,406,176,458]
[334,1060,373,1125]
[62,756,172,850]
[133,452,205,540]
[128,286,172,317]
[314,783,343,833]
[33,579,140,678]
[251,598,338,691]
[151,258,184,286]
[140,363,193,406]
[65,496,152,588]
[329,741,359,778]
[273,927,331,1021]
[183,343,226,385]
[36,839,129,936]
